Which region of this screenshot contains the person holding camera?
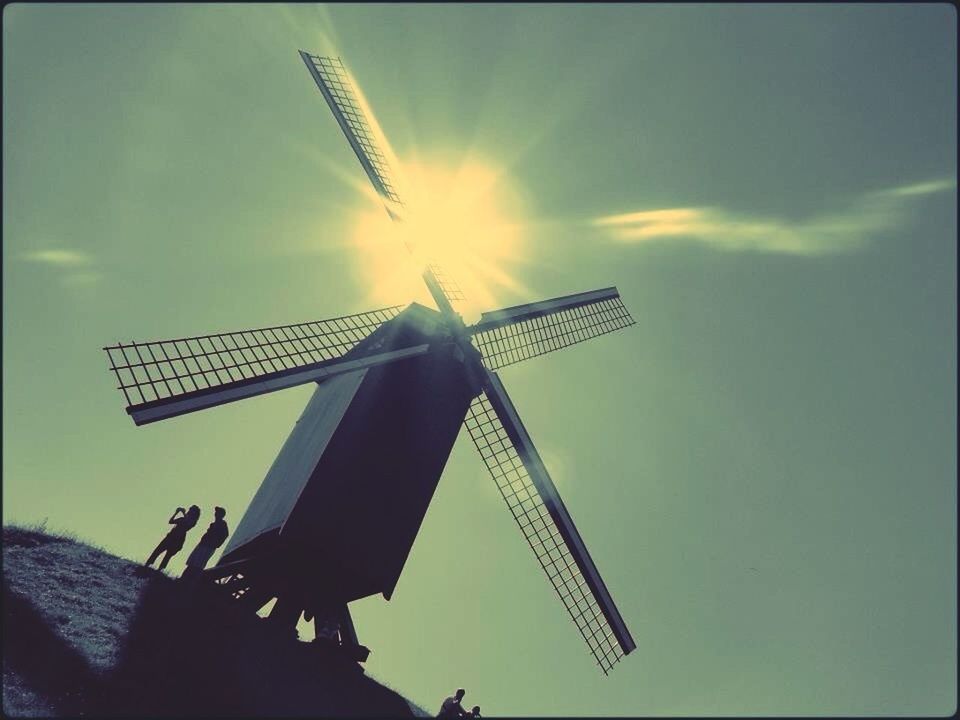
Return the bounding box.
[144,505,200,571]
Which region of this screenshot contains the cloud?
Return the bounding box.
[20,249,100,287]
[20,249,94,266]
[594,178,955,256]
[878,179,955,198]
[62,272,102,287]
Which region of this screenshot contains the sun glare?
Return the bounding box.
[350,159,529,323]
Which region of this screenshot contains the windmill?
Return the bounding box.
[103,51,637,674]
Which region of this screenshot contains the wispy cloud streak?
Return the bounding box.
[20,249,94,266]
[20,249,100,287]
[594,178,955,256]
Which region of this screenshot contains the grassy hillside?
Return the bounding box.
[2,525,428,717]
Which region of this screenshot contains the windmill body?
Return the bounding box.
[221,303,481,604]
[104,51,639,674]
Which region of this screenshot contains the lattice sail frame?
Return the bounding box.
[300,53,404,210]
[299,52,464,314]
[104,306,402,409]
[470,288,635,370]
[464,378,635,673]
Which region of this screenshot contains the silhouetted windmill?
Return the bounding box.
[103,52,637,673]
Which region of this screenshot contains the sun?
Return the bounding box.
[349,157,529,323]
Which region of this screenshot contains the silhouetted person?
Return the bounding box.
[145,505,200,571]
[470,706,482,718]
[437,689,467,718]
[182,506,229,580]
[306,600,341,645]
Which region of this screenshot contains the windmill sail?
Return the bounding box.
[463,370,636,673]
[299,51,463,316]
[299,53,405,213]
[104,305,408,425]
[469,287,635,370]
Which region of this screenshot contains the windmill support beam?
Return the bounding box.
[127,344,430,425]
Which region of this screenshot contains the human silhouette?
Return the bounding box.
[306,600,341,645]
[437,688,468,718]
[470,706,482,718]
[144,505,200,571]
[182,506,229,580]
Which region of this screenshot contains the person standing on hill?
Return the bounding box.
[145,505,200,571]
[182,506,229,580]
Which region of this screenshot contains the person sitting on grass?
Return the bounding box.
[437,688,468,718]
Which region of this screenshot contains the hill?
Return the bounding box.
[2,525,429,717]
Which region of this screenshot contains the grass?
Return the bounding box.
[2,524,420,717]
[4,520,104,552]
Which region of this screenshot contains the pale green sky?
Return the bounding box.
[3,3,956,716]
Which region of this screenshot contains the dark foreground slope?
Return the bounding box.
[2,526,423,717]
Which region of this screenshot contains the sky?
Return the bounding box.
[3,3,956,716]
